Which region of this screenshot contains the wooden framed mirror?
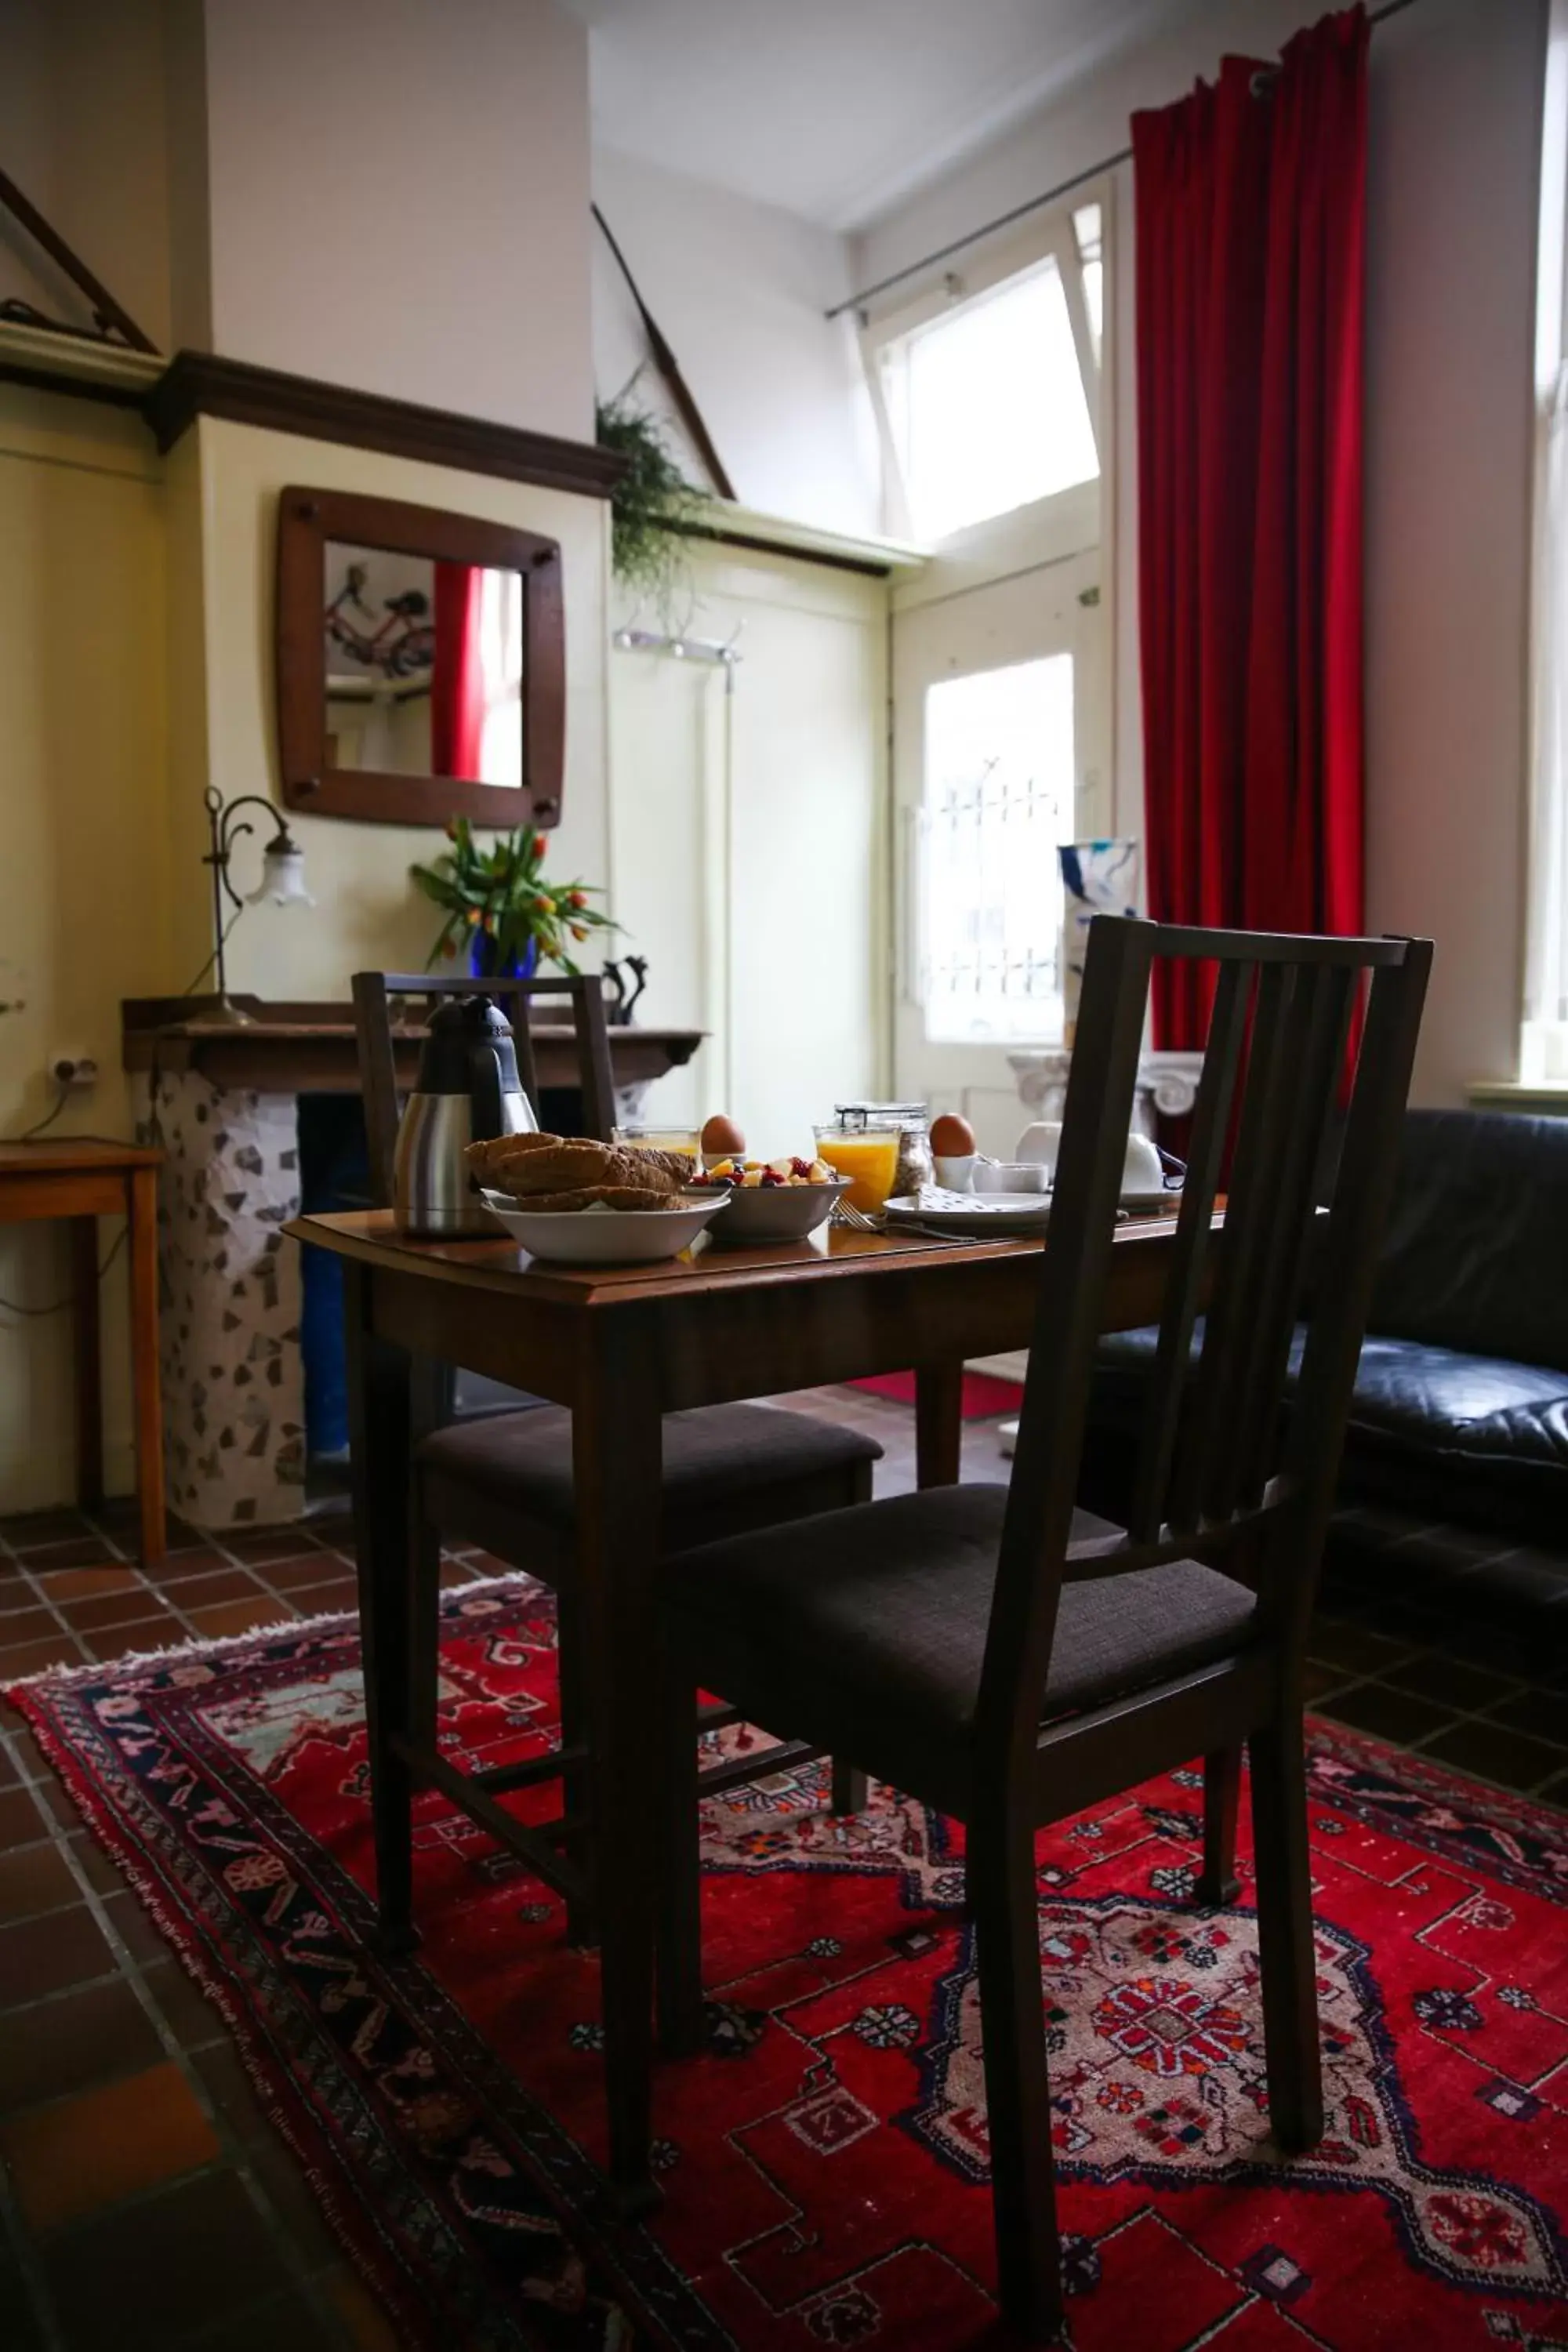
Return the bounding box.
[275,486,565,828]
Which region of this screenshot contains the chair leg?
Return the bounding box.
[554,1589,597,1948]
[656,1668,706,2059]
[368,1512,440,1957]
[967,1810,1064,2343]
[1196,1744,1242,1906]
[1247,1711,1324,2154]
[408,1517,441,1754]
[830,1759,868,1815]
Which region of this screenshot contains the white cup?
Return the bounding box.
[1014,1121,1062,1173]
[1123,1132,1166,1193]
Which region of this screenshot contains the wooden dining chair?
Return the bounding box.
[349,970,879,1947]
[654,915,1430,2340]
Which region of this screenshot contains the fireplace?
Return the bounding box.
[125,999,702,1529]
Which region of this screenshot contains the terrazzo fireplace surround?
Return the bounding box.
[151,1073,306,1527]
[142,1038,686,1531]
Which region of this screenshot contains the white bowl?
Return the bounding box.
[974,1160,1050,1195]
[479,1189,725,1265]
[703,1176,851,1243]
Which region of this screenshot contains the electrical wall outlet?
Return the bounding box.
[49,1053,99,1091]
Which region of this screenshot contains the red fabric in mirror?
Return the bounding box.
[1133,7,1368,1050]
[431,560,486,781]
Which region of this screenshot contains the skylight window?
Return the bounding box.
[877,255,1099,543]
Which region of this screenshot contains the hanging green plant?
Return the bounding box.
[596,389,702,607]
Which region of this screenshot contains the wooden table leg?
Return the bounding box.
[343,1261,432,1957]
[572,1313,663,2211]
[915,1361,964,1488]
[127,1168,165,1566]
[71,1217,103,1512]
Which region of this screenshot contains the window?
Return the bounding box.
[1073,201,1104,361]
[919,656,1077,1042]
[866,201,1105,546]
[477,568,524,790]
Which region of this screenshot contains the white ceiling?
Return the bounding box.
[566,0,1196,232]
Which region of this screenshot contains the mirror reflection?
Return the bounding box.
[322,540,524,787]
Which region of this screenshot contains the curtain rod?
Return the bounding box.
[826,0,1419,322]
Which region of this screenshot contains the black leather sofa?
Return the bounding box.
[1083,1109,1568,1645]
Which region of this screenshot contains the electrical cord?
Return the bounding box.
[13,1082,70,1143]
[179,909,240,1000]
[0,1225,127,1319]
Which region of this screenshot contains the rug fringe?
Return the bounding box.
[1,1571,544,1695]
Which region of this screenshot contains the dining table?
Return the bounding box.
[284,1202,1196,2206]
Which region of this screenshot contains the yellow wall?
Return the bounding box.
[183,418,612,999]
[0,393,613,1517]
[0,386,171,1511]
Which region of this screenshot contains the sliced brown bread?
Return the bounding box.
[468,1133,696,1198]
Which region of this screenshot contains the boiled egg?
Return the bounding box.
[930,1112,976,1156]
[701,1113,746,1160]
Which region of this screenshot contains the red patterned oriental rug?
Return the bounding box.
[10,1584,1568,2351]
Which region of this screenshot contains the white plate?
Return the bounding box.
[884,1190,1054,1236]
[479,1189,725,1264]
[704,1175,851,1243]
[884,1184,1185,1236]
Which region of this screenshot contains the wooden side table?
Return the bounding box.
[0,1139,165,1566]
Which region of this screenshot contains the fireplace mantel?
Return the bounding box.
[122,999,703,1096]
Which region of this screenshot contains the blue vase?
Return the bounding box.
[468,929,539,982]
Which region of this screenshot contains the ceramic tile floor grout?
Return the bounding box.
[0,1387,1563,2348]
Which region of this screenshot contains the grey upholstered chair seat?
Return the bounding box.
[665,1485,1258,1802]
[416,1402,881,1530]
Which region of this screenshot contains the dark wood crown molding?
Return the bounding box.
[143,351,626,502]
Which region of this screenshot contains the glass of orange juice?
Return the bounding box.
[814,1122,901,1214]
[614,1124,702,1163]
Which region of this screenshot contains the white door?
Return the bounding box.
[608,543,887,1155]
[892,550,1106,1155]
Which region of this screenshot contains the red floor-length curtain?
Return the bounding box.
[1133,6,1368,1047]
[431,561,486,780]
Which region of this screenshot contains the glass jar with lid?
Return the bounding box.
[827,1102,933,1203]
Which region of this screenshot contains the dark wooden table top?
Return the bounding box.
[288,1203,1187,1301]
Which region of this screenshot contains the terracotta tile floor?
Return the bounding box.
[0,1391,1563,2347]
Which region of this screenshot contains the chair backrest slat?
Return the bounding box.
[350,971,401,1210]
[350,969,619,1210]
[1229,961,1357,1513]
[1126,956,1249,1541]
[976,916,1430,1776]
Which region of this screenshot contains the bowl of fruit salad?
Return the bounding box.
[692,1153,850,1242]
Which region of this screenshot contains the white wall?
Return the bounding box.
[0,0,172,349]
[1363,0,1545,1105]
[855,0,1549,1103]
[185,0,593,439]
[592,146,880,537]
